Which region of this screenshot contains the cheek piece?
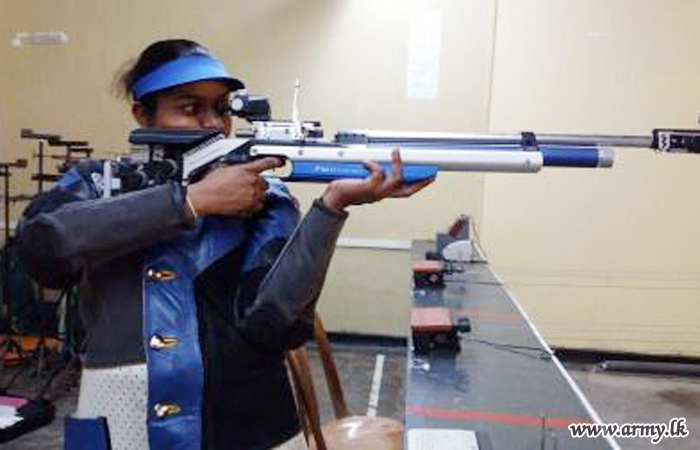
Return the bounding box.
[131,54,245,102]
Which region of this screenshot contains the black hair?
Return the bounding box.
[114,39,210,115]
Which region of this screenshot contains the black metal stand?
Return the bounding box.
[47,135,92,175]
[21,129,61,193]
[34,286,83,400]
[0,160,28,331]
[0,160,30,390]
[0,284,83,400]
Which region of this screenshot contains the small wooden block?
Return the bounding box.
[411,307,453,333]
[412,260,444,273]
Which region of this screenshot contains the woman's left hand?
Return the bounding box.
[321,149,435,212]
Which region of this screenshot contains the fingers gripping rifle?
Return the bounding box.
[122,88,700,193]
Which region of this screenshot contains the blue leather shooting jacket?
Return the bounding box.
[18,159,348,449]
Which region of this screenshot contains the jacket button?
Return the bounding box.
[149,334,179,350]
[154,403,181,418]
[146,268,176,281]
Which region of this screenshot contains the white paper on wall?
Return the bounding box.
[406,8,442,100]
[11,31,69,47]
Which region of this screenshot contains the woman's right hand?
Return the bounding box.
[186,157,284,217]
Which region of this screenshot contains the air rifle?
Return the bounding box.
[121,86,700,193]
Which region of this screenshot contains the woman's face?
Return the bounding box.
[134,80,232,135]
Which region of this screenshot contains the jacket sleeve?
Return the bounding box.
[238,199,347,352]
[18,179,194,289]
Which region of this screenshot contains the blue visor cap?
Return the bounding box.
[132,55,245,101]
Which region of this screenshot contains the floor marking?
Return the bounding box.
[367,354,386,417]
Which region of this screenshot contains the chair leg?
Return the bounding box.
[286,348,327,450]
[314,314,350,419]
[288,359,311,443]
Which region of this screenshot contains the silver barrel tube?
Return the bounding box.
[339,129,653,148]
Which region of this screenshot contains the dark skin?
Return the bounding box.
[132,81,434,215]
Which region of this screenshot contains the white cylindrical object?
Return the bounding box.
[102,161,112,198]
[252,145,543,173]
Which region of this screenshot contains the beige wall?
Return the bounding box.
[483,0,700,356]
[317,247,413,336]
[2,1,699,353]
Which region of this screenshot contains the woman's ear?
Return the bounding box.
[132,103,152,127]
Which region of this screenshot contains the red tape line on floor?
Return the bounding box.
[407,404,592,429]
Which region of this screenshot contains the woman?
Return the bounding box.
[18,39,432,450]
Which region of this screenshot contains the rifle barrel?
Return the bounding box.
[338,130,652,148]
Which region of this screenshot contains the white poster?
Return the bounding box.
[406,8,442,100]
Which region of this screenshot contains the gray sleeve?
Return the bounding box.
[18,182,194,288]
[238,199,347,349]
